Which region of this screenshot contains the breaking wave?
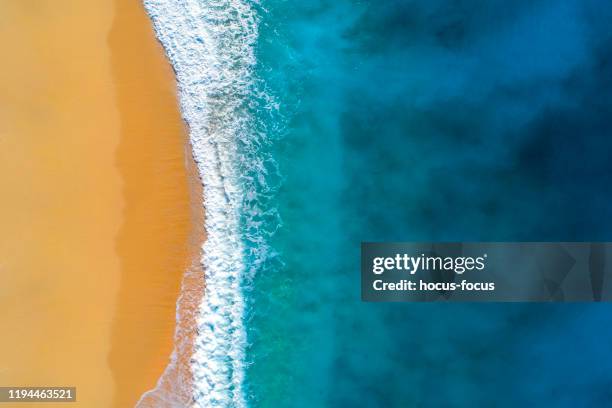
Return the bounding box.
[138,0,280,406]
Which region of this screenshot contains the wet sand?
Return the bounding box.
[108,0,203,406]
[0,1,198,407]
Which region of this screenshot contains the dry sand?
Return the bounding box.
[0,1,199,406]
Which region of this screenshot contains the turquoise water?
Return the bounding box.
[245,0,612,407]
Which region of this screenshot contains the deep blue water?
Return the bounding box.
[244,0,612,406]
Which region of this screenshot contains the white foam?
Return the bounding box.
[139,0,259,406]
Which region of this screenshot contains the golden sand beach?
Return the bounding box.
[0,1,199,407]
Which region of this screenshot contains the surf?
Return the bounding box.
[139,0,261,406]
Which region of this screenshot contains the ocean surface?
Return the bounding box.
[145,0,612,407]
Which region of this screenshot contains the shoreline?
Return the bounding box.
[136,119,206,408]
[0,1,201,406]
[107,1,204,406]
[143,1,261,404]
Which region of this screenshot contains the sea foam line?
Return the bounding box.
[142,0,259,406]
